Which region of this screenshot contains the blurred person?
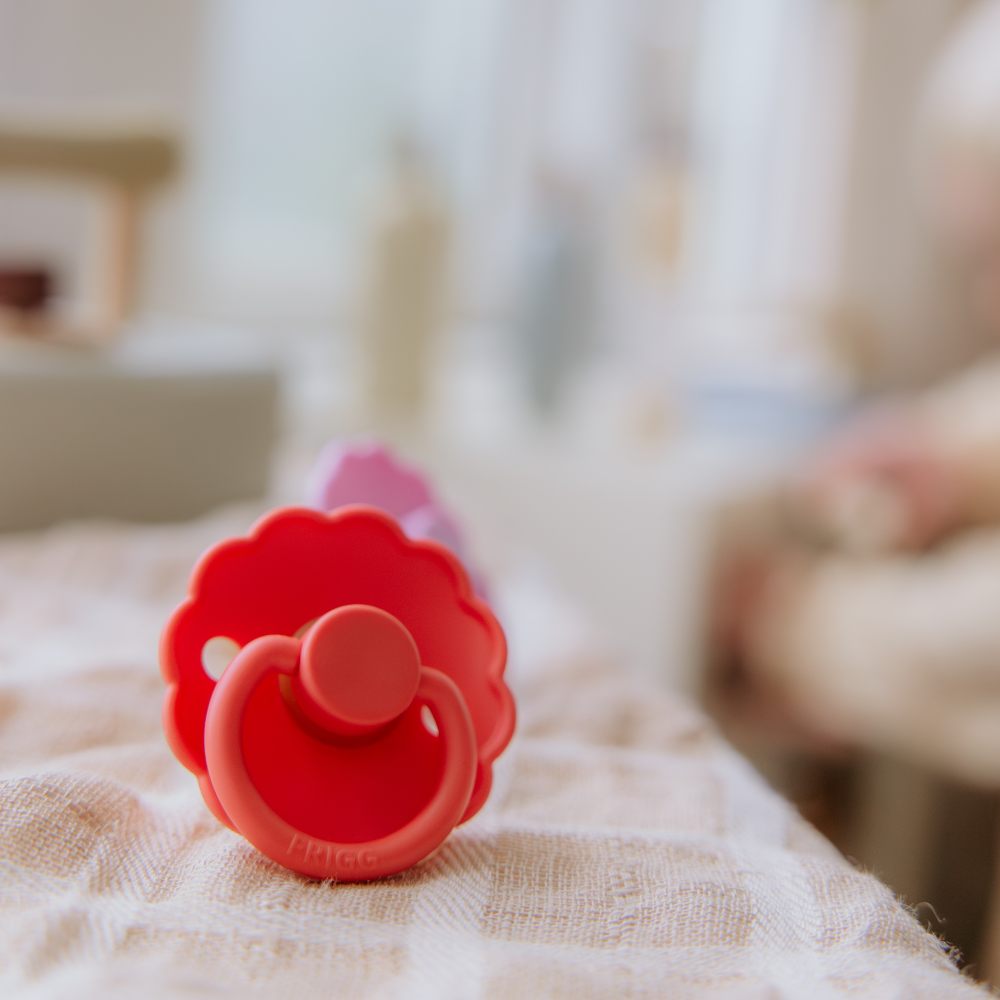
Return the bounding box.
[723,369,1000,776]
[359,133,450,428]
[716,0,1000,777]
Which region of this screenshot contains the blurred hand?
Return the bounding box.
[794,408,962,552]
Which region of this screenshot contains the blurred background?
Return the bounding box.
[4,0,1000,981]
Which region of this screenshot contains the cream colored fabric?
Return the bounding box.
[0,513,987,998]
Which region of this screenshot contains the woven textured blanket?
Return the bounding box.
[0,511,987,998]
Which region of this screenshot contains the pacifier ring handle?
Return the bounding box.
[204,633,477,881]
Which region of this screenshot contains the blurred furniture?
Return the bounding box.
[433,420,801,694]
[0,333,279,530]
[0,117,179,341]
[420,349,837,695]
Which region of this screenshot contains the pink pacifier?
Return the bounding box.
[307,441,488,596]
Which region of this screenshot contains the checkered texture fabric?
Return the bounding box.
[0,512,987,998]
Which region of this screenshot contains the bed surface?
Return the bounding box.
[0,510,986,998]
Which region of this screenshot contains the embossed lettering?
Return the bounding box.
[287,834,379,873]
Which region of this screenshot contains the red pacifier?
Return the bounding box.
[160,505,514,880]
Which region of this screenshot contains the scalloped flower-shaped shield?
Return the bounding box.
[161,506,513,837]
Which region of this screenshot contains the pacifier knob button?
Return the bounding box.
[298,605,421,736]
